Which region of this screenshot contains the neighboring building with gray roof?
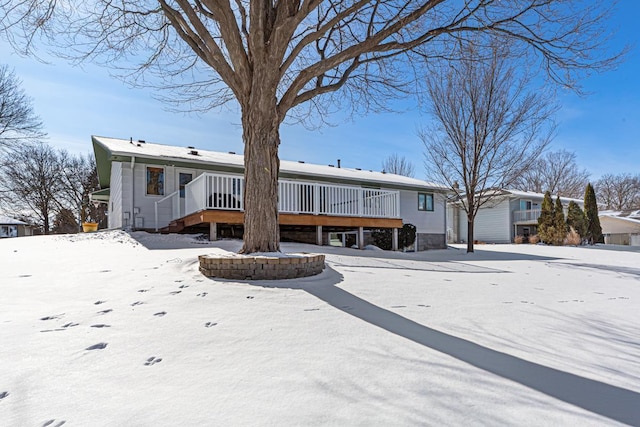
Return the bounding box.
[0,216,33,238]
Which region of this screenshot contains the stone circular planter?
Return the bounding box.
[199,253,325,280]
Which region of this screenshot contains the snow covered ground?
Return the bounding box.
[1,231,639,426]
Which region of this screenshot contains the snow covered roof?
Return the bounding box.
[600,209,640,219]
[92,135,447,192]
[451,188,584,205]
[600,210,640,224]
[0,216,28,225]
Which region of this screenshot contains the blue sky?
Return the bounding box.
[1,3,638,181]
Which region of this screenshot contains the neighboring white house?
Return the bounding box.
[91,136,449,250]
[599,210,640,246]
[0,216,33,238]
[447,189,584,244]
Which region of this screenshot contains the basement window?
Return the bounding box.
[418,193,434,211]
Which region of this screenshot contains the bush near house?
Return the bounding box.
[398,224,417,250]
[565,227,581,246]
[372,224,416,251]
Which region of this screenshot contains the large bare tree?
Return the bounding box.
[421,41,555,253]
[511,149,590,199]
[0,64,45,151]
[0,142,64,233]
[1,0,621,253]
[596,173,640,211]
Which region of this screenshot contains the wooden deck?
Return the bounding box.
[175,209,402,231]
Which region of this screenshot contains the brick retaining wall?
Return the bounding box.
[199,253,325,280]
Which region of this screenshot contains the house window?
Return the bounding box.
[0,225,17,238]
[418,193,434,211]
[146,167,165,196]
[520,199,533,210]
[179,172,193,198]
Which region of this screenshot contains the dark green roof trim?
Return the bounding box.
[90,188,110,202]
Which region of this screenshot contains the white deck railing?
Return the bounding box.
[513,208,570,223]
[151,172,400,226]
[154,191,180,231]
[513,209,541,223]
[278,180,399,217]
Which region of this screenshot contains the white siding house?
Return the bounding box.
[448,190,583,244]
[0,216,33,238]
[92,136,449,250]
[599,211,640,246]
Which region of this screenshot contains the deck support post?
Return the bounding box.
[316,225,323,246]
[392,227,399,251]
[209,222,217,241]
[358,226,364,249]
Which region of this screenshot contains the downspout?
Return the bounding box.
[443,192,447,247]
[131,156,136,230]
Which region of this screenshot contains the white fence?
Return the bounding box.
[156,172,400,228]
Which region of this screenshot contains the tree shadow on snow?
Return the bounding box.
[253,266,640,425]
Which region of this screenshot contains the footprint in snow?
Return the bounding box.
[40,314,64,321]
[303,308,319,312]
[443,279,452,282]
[197,292,208,297]
[417,304,431,308]
[94,300,106,305]
[246,296,254,299]
[42,420,66,427]
[501,301,513,304]
[86,343,108,351]
[169,291,181,295]
[391,305,406,308]
[174,280,183,283]
[0,391,8,400]
[131,301,144,306]
[144,356,162,366]
[62,322,79,328]
[99,270,111,273]
[178,284,189,289]
[97,309,113,315]
[154,312,167,317]
[19,274,32,278]
[90,324,111,328]
[137,289,149,293]
[40,329,66,333]
[204,322,217,328]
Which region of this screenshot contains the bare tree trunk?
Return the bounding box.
[466,219,474,253]
[240,86,281,254]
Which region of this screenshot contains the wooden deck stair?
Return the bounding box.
[161,219,186,234]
